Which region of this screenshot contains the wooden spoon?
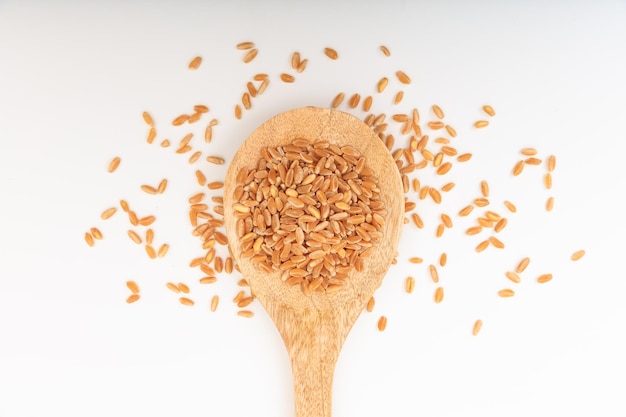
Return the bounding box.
[223,107,403,417]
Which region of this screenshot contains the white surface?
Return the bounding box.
[1,1,626,416]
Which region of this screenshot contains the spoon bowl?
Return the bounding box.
[223,107,403,417]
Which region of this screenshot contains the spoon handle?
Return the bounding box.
[275,308,347,417]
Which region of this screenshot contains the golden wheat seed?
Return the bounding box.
[377,77,388,93]
[127,230,142,244]
[172,114,188,126]
[516,257,530,273]
[179,297,195,306]
[494,218,508,233]
[474,120,489,128]
[100,207,117,220]
[537,273,553,284]
[207,181,224,190]
[432,105,444,119]
[396,70,411,84]
[544,173,552,189]
[363,96,373,112]
[434,287,444,303]
[348,93,361,108]
[126,280,140,294]
[144,229,153,245]
[548,155,556,172]
[234,105,242,119]
[504,200,517,213]
[489,236,505,249]
[505,271,521,284]
[429,264,439,283]
[436,162,452,175]
[243,48,258,63]
[331,92,345,108]
[466,226,482,236]
[188,56,202,70]
[379,45,391,56]
[280,73,295,83]
[90,227,102,240]
[157,244,169,258]
[409,257,423,264]
[480,180,490,197]
[188,151,201,164]
[291,51,300,70]
[498,289,515,297]
[441,182,455,192]
[366,296,375,312]
[546,197,554,212]
[142,111,154,126]
[84,232,95,247]
[404,277,415,294]
[146,127,156,144]
[126,294,140,304]
[206,156,225,165]
[457,153,472,162]
[394,91,403,104]
[138,215,155,226]
[521,147,538,156]
[141,185,157,195]
[476,240,489,252]
[297,59,308,73]
[472,319,483,336]
[145,245,157,259]
[242,92,251,110]
[513,160,524,176]
[107,157,121,173]
[157,179,167,194]
[324,47,338,60]
[209,295,219,312]
[571,250,585,261]
[236,41,254,50]
[166,282,180,293]
[377,315,387,331]
[160,139,170,147]
[525,157,542,165]
[238,310,254,318]
[482,105,495,116]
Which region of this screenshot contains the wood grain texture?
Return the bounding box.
[223,107,404,417]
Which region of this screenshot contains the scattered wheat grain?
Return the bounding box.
[108,157,121,173]
[188,56,202,70]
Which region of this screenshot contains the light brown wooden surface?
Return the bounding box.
[223,107,403,417]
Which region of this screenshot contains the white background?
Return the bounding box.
[1,1,626,416]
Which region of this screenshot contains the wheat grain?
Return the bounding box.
[126,294,140,304]
[482,105,495,116]
[243,48,258,63]
[108,157,121,173]
[101,207,117,220]
[179,297,194,306]
[324,47,338,59]
[377,316,387,331]
[537,274,553,283]
[498,289,515,297]
[516,257,530,273]
[472,319,483,336]
[571,250,585,261]
[434,287,444,303]
[188,56,202,70]
[126,281,139,294]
